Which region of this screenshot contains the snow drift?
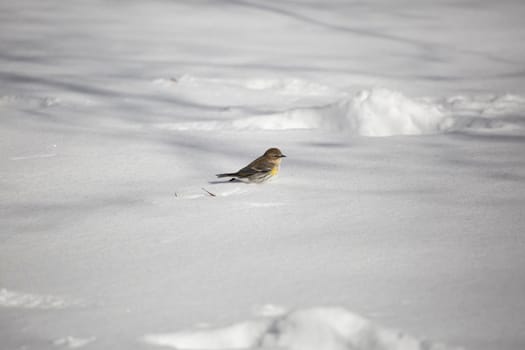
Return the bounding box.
[155,77,525,136]
[342,89,452,136]
[143,307,458,350]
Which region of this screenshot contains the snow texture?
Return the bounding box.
[0,289,84,310]
[53,336,96,349]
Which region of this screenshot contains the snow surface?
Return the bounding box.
[1,1,525,350]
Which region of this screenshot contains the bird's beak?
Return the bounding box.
[281,154,287,158]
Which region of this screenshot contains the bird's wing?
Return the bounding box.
[236,164,272,177]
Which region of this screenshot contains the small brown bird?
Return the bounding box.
[216,148,286,183]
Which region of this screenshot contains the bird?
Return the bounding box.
[216,147,286,183]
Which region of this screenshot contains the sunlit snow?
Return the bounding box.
[1,1,525,350]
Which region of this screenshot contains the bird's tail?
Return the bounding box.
[216,172,238,178]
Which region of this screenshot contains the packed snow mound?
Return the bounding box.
[343,89,453,136]
[142,307,458,350]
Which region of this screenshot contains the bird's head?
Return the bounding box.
[264,148,287,159]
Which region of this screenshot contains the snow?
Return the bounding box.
[1,1,525,350]
[152,78,525,135]
[53,336,96,349]
[0,289,84,310]
[143,307,457,350]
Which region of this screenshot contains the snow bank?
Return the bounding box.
[155,76,525,136]
[143,307,458,350]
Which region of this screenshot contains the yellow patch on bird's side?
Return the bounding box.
[271,167,279,176]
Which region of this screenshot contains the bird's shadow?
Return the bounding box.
[208,179,244,185]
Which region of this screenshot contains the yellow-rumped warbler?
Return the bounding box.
[216,147,286,183]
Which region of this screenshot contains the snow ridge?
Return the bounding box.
[142,307,459,350]
[153,76,525,136]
